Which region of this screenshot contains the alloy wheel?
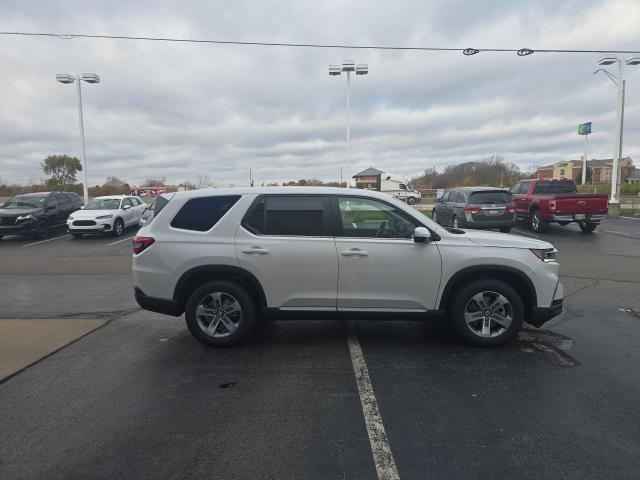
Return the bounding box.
[195,292,243,338]
[463,291,513,338]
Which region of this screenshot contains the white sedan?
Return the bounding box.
[67,195,146,237]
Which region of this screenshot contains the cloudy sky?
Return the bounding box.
[1,0,640,187]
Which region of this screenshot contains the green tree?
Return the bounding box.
[42,155,82,189]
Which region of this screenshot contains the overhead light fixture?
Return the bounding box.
[342,60,356,72]
[598,57,617,65]
[81,73,100,84]
[463,48,479,56]
[625,57,640,65]
[56,73,75,84]
[355,64,368,75]
[329,65,342,76]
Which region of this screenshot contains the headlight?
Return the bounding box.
[16,214,32,222]
[96,214,113,220]
[67,216,74,221]
[530,248,558,263]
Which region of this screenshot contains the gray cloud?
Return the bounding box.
[1,0,640,187]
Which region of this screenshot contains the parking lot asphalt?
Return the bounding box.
[1,217,639,479]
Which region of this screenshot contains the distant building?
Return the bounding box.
[536,158,634,184]
[627,171,640,184]
[353,167,385,190]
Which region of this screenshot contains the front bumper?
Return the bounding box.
[67,220,113,233]
[0,220,36,235]
[529,299,563,327]
[134,287,183,317]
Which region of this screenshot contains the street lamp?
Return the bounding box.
[593,57,639,211]
[329,60,368,188]
[56,73,100,205]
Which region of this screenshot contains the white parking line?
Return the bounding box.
[512,228,540,238]
[601,229,631,236]
[620,216,640,221]
[106,235,135,247]
[22,234,71,247]
[348,325,400,480]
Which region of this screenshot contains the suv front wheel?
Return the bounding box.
[185,281,257,347]
[450,279,524,347]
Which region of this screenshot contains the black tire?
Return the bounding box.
[529,210,548,233]
[499,227,512,233]
[407,197,416,205]
[0,235,4,240]
[33,219,50,239]
[71,232,84,239]
[578,221,597,233]
[450,279,524,347]
[112,218,124,237]
[432,210,438,224]
[452,215,459,229]
[185,281,257,347]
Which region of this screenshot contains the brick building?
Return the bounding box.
[536,158,635,184]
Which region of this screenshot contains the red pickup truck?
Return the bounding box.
[509,179,608,233]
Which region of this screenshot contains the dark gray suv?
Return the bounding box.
[432,187,515,232]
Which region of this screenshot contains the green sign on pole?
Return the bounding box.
[578,122,592,135]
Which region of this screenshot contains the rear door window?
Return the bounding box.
[171,195,240,231]
[243,195,329,236]
[469,191,511,204]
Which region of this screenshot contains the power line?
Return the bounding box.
[1,31,640,55]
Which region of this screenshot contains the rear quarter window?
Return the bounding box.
[170,195,240,231]
[533,182,577,194]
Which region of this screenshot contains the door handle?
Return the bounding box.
[242,246,269,255]
[341,248,368,257]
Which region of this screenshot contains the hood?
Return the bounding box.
[0,207,42,216]
[462,229,553,250]
[70,209,116,219]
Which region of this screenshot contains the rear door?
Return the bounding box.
[440,191,455,225]
[334,195,442,311]
[510,181,530,217]
[54,193,73,226]
[235,194,339,310]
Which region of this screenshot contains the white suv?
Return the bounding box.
[132,187,563,347]
[68,195,146,237]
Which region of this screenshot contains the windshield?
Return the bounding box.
[2,195,47,209]
[84,198,121,210]
[534,182,577,194]
[469,191,511,204]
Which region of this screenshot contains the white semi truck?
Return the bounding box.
[354,167,422,204]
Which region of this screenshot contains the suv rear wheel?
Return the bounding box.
[185,281,257,347]
[450,279,524,347]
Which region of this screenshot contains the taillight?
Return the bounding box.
[506,204,516,213]
[133,236,154,254]
[464,207,481,214]
[549,200,556,211]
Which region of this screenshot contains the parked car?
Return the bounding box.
[510,179,609,233]
[67,195,146,237]
[138,193,174,227]
[432,187,515,233]
[0,191,82,239]
[132,187,563,348]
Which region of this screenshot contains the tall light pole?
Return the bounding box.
[56,73,100,205]
[329,61,368,188]
[594,57,639,210]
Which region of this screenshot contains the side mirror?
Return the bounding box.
[123,205,131,210]
[414,227,432,243]
[80,205,85,209]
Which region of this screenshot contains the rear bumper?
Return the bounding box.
[529,299,563,327]
[134,287,183,317]
[551,214,607,223]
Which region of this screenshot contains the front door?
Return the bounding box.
[235,194,338,310]
[334,195,442,311]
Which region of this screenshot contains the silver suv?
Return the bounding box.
[133,187,563,347]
